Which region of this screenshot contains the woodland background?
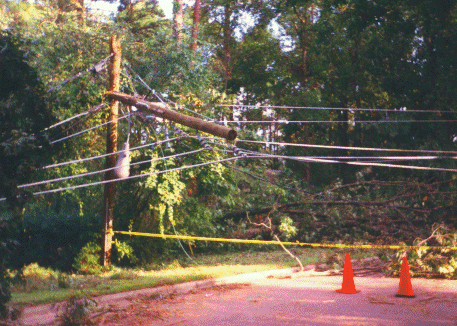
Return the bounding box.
[1,0,457,315]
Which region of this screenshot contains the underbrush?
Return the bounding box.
[384,224,457,279]
[8,247,376,306]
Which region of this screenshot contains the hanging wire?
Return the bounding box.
[3,136,457,201]
[44,111,89,131]
[250,153,457,173]
[152,124,201,266]
[201,139,457,162]
[190,134,457,172]
[44,103,107,132]
[19,148,206,189]
[123,60,218,122]
[46,54,113,93]
[236,139,457,155]
[217,104,457,114]
[171,223,200,266]
[217,119,457,124]
[50,114,128,144]
[32,154,252,196]
[41,137,184,170]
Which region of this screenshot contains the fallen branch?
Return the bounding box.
[247,213,304,272]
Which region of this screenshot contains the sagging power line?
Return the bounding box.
[219,104,457,114]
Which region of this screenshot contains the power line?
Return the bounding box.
[19,148,206,189]
[200,137,457,172]
[46,55,112,93]
[198,137,457,162]
[50,114,128,144]
[41,137,185,170]
[219,119,457,124]
[237,139,457,155]
[44,103,107,132]
[44,111,89,131]
[218,104,457,114]
[254,153,457,173]
[124,61,217,122]
[32,156,256,196]
[3,142,456,201]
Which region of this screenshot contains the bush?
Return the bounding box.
[13,210,101,272]
[112,239,138,267]
[0,215,17,319]
[72,242,102,275]
[386,224,457,279]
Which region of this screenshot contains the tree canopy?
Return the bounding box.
[0,0,457,281]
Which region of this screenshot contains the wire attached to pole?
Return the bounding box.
[115,107,132,179]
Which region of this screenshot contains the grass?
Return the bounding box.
[9,247,378,306]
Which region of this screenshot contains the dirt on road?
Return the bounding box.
[18,265,457,326]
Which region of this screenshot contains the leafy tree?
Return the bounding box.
[0,30,59,317]
[116,0,165,39]
[0,31,57,211]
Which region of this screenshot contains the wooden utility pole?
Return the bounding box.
[106,91,237,141]
[102,35,121,266]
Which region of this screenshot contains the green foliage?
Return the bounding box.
[0,216,16,319]
[278,215,297,240]
[72,242,102,275]
[386,224,457,279]
[112,239,138,267]
[116,0,165,39]
[0,31,58,208]
[13,210,101,271]
[2,0,457,277]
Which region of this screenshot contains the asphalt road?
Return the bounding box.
[19,268,457,326]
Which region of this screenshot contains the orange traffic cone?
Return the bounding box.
[336,254,360,294]
[396,256,415,298]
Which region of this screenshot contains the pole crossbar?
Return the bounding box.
[106,91,237,141]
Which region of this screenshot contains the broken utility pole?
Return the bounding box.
[102,35,121,267]
[106,91,237,141]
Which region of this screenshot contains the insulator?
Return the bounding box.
[196,134,212,150]
[232,146,247,158]
[114,142,130,179]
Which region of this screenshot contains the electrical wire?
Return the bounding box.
[32,155,256,196]
[171,223,200,266]
[191,135,457,173]
[50,115,128,144]
[44,103,107,132]
[218,104,457,114]
[41,137,185,170]
[46,54,112,93]
[19,148,206,189]
[189,137,457,163]
[218,119,457,124]
[124,61,217,122]
[44,112,89,131]
[236,139,457,155]
[252,153,457,173]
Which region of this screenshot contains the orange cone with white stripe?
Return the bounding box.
[396,256,415,297]
[336,254,360,294]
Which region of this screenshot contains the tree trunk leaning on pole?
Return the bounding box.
[105,91,237,141]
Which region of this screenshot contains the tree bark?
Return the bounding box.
[102,35,121,267]
[190,0,201,52]
[223,3,232,88]
[173,0,184,47]
[106,91,237,140]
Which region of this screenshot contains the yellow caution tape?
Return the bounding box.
[114,231,457,251]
